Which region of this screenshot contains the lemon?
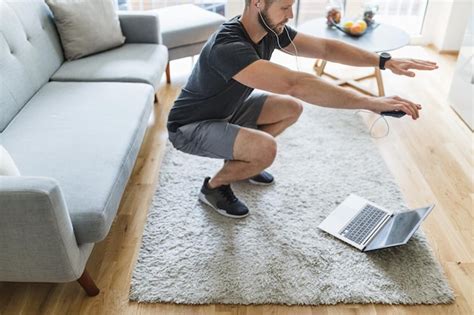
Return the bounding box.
[357,20,367,32]
[343,21,354,30]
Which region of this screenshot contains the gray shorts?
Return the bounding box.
[168,92,268,160]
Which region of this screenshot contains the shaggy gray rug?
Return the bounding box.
[129,104,454,305]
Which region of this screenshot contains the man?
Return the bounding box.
[167,0,438,219]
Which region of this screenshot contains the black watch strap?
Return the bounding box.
[379,52,391,70]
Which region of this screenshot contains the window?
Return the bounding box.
[296,0,429,36]
[295,0,329,26]
[118,0,226,16]
[118,0,430,37]
[365,0,429,35]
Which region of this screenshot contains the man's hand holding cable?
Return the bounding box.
[364,95,422,120]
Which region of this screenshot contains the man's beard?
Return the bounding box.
[258,9,286,35]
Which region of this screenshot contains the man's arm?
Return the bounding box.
[233,60,421,119]
[284,33,438,76]
[283,33,378,66]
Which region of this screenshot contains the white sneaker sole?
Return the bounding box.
[248,178,275,186]
[198,192,249,219]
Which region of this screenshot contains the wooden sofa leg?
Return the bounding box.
[77,269,100,296]
[166,62,171,84]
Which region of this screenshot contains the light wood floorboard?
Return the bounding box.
[0,45,472,315]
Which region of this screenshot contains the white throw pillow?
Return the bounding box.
[0,145,20,176]
[46,0,126,60]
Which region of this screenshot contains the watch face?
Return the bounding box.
[380,52,391,58]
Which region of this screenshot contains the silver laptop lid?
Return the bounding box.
[363,205,435,251]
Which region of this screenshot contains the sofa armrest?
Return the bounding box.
[0,177,93,283]
[118,11,162,44]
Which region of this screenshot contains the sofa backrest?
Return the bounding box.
[0,0,64,132]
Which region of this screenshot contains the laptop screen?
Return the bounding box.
[364,206,433,251]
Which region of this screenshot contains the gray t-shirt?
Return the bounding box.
[167,16,297,133]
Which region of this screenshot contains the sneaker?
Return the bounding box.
[248,170,274,186]
[198,177,249,218]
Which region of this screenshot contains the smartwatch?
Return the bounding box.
[378,52,392,70]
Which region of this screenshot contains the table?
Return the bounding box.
[298,18,410,96]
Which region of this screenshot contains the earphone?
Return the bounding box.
[256,0,300,71]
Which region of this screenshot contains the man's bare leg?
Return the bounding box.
[256,95,303,137]
[208,95,303,188]
[208,128,276,188]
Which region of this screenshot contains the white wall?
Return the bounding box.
[440,0,472,51]
[415,0,472,51]
[448,13,473,129]
[226,0,244,18]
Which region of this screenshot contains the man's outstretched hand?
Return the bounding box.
[367,95,422,120]
[385,58,438,77]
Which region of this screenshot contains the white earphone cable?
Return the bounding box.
[258,8,300,71]
[355,110,391,138]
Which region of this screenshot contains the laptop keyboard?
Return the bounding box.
[340,204,388,245]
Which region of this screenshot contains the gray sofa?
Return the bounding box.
[0,0,168,296]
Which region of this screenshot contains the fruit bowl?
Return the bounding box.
[328,17,370,37]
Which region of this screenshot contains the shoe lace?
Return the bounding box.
[218,185,238,203]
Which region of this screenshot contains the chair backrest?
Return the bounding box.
[0,0,64,132]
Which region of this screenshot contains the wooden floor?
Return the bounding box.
[0,45,472,315]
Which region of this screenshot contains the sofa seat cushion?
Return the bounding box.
[1,81,154,244]
[158,4,225,49]
[50,43,168,90]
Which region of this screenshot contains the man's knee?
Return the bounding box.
[290,99,303,121]
[256,136,277,166]
[233,128,277,164]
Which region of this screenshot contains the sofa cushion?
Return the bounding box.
[45,0,125,60]
[0,0,64,132]
[1,81,154,244]
[158,4,225,49]
[50,43,168,90]
[0,145,21,176]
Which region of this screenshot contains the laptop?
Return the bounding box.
[318,194,434,251]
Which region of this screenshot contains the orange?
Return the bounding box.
[350,24,362,34]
